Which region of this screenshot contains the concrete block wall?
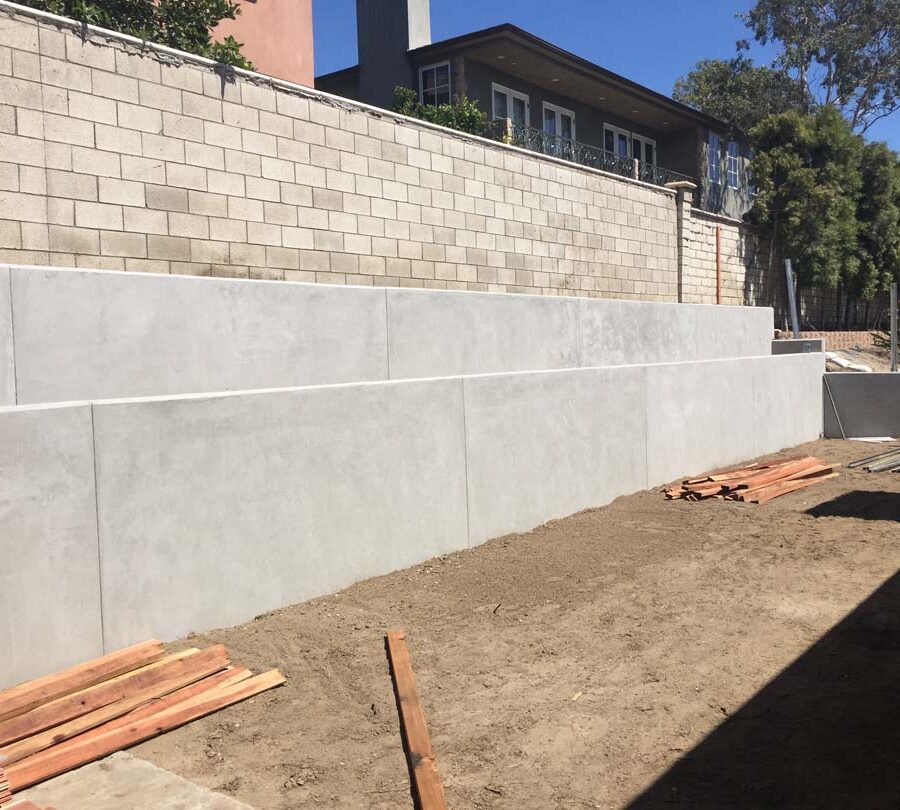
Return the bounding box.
[0,265,774,404]
[0,2,680,299]
[682,210,770,307]
[0,352,824,686]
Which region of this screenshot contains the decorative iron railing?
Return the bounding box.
[487,120,697,190]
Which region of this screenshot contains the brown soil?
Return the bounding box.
[135,439,900,810]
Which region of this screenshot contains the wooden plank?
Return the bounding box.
[737,463,835,497]
[385,630,448,810]
[86,667,252,736]
[6,670,285,792]
[0,646,228,748]
[0,641,165,725]
[0,648,233,764]
[732,457,823,491]
[746,472,838,504]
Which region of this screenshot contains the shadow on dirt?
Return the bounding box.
[806,490,900,522]
[625,569,900,809]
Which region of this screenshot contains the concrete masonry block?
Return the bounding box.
[645,358,760,486]
[9,266,390,403]
[464,365,648,545]
[387,288,579,380]
[93,377,469,649]
[0,402,103,688]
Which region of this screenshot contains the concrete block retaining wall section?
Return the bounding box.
[0,265,773,405]
[0,1,771,303]
[0,353,823,686]
[823,373,900,438]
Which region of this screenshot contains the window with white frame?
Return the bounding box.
[419,62,451,106]
[543,102,575,140]
[726,140,739,188]
[632,133,657,166]
[603,124,630,157]
[492,83,529,128]
[708,132,722,183]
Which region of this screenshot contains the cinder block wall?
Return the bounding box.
[0,2,770,302]
[683,210,771,307]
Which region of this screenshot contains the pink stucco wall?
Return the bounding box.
[215,0,314,87]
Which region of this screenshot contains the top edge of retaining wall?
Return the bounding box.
[690,209,756,229]
[0,0,676,199]
[0,263,772,313]
[0,353,813,414]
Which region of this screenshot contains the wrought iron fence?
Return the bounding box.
[487,120,696,190]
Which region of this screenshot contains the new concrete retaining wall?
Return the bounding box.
[823,373,900,438]
[1,352,822,686]
[0,264,774,404]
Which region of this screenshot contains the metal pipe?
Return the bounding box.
[716,225,722,305]
[891,282,898,373]
[823,374,846,440]
[848,447,900,468]
[785,259,800,338]
[866,455,900,473]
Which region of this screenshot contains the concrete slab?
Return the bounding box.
[645,359,759,486]
[753,354,825,454]
[0,402,103,689]
[463,366,648,544]
[0,265,14,406]
[823,372,900,438]
[9,266,388,404]
[579,298,697,366]
[386,288,579,379]
[692,303,773,360]
[21,753,254,809]
[92,379,469,650]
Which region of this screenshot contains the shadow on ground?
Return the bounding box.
[625,569,900,809]
[806,490,900,522]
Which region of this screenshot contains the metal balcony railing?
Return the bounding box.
[487,120,697,190]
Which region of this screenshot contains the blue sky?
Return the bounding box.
[312,0,899,149]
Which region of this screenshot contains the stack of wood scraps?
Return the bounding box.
[0,640,284,805]
[665,456,838,504]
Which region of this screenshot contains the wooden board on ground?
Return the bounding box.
[386,630,448,810]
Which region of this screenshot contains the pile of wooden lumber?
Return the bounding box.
[0,640,284,805]
[664,456,838,504]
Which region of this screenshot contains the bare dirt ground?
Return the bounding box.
[827,345,892,372]
[135,439,900,810]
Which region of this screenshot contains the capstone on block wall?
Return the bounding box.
[681,210,774,307]
[0,6,679,299]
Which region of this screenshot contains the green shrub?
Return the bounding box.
[392,86,488,137]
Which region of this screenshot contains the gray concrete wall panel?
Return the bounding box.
[92,379,469,650]
[0,403,103,688]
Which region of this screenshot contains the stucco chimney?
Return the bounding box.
[357,0,432,110]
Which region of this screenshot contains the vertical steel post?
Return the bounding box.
[784,259,800,338]
[891,281,898,373]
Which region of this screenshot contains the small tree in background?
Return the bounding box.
[749,107,862,289]
[856,142,900,298]
[673,55,809,132]
[392,86,488,137]
[20,0,252,68]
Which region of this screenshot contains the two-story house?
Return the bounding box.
[317,0,754,219]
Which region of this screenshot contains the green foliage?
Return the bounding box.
[673,55,809,131]
[20,0,253,68]
[742,0,900,132]
[856,142,900,297]
[749,108,862,289]
[392,86,488,137]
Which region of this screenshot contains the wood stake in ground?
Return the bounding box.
[385,630,448,810]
